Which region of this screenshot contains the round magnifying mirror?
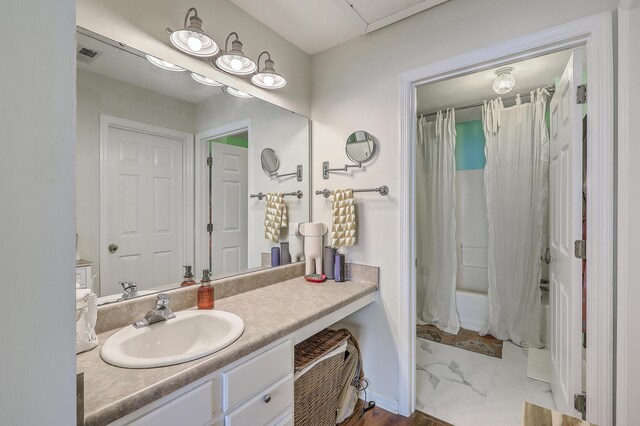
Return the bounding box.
[261,148,280,174]
[345,130,376,164]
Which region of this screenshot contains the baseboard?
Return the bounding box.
[362,390,399,414]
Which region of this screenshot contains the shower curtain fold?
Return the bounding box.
[416,110,460,335]
[480,89,549,348]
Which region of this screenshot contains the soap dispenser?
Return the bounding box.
[197,269,214,310]
[181,265,196,287]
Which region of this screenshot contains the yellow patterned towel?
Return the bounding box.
[331,189,356,248]
[264,193,288,242]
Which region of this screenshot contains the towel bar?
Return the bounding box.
[250,190,304,200]
[315,186,389,198]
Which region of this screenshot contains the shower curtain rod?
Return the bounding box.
[418,84,556,118]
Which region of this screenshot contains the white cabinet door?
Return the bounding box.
[103,123,185,295]
[548,50,585,417]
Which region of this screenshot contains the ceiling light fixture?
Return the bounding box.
[225,86,253,98]
[146,54,186,72]
[251,51,286,90]
[213,32,257,75]
[166,8,219,57]
[191,73,223,86]
[493,67,516,94]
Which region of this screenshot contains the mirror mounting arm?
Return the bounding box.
[269,165,302,182]
[322,161,362,180]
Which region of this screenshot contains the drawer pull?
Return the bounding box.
[263,394,272,404]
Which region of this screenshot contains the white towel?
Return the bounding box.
[264,193,288,242]
[76,289,98,354]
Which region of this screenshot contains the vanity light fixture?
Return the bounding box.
[213,32,257,75]
[493,67,516,94]
[146,54,186,72]
[166,8,219,57]
[225,86,253,99]
[191,73,223,86]
[251,51,286,89]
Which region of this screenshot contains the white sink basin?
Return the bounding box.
[100,310,245,368]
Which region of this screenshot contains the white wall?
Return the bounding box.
[311,0,618,408]
[196,95,310,265]
[77,0,312,117]
[617,1,640,424]
[0,0,76,424]
[76,68,196,291]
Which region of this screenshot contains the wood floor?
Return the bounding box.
[339,400,453,426]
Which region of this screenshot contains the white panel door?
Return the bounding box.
[103,125,184,295]
[210,142,248,277]
[548,50,584,417]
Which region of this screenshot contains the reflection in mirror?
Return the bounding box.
[345,130,376,164]
[261,148,280,175]
[75,28,309,305]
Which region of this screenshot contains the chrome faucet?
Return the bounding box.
[119,282,140,301]
[133,294,176,328]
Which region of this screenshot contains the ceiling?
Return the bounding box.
[417,49,574,122]
[228,0,450,55]
[76,31,224,104]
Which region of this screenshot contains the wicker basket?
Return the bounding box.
[294,329,351,426]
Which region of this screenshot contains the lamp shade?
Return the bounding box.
[214,33,256,75]
[251,52,286,89]
[146,54,185,72]
[225,87,253,98]
[191,73,223,86]
[167,8,219,57]
[493,67,516,94]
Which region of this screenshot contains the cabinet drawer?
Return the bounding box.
[269,411,293,426]
[127,377,222,426]
[223,340,292,410]
[225,374,293,426]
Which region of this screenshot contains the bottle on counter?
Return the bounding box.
[181,265,197,287]
[197,269,214,310]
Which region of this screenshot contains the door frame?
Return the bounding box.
[398,12,614,425]
[99,114,194,295]
[194,119,252,275]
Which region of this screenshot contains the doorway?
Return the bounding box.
[195,120,251,278]
[398,13,614,426]
[413,48,586,425]
[99,115,194,296]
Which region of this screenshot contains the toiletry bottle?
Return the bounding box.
[197,269,214,310]
[181,265,196,287]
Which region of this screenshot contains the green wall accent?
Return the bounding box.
[208,132,248,149]
[455,120,485,171]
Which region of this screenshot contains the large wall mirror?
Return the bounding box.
[75,28,310,304]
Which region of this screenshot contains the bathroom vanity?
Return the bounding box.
[77,264,378,425]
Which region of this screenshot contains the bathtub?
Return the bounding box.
[455,288,550,346]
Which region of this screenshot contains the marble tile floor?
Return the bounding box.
[416,337,555,426]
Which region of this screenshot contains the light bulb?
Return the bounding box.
[263,75,275,87]
[187,33,203,52]
[230,57,243,71]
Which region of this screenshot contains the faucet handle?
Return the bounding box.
[156,293,170,308]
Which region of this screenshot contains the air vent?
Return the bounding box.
[76,46,101,64]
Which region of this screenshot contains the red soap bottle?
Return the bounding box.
[197,269,214,310]
[181,265,196,287]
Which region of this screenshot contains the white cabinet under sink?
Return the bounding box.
[111,340,294,426]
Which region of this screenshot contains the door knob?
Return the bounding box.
[108,244,119,253]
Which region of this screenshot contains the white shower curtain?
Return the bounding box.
[416,109,460,334]
[480,89,549,347]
